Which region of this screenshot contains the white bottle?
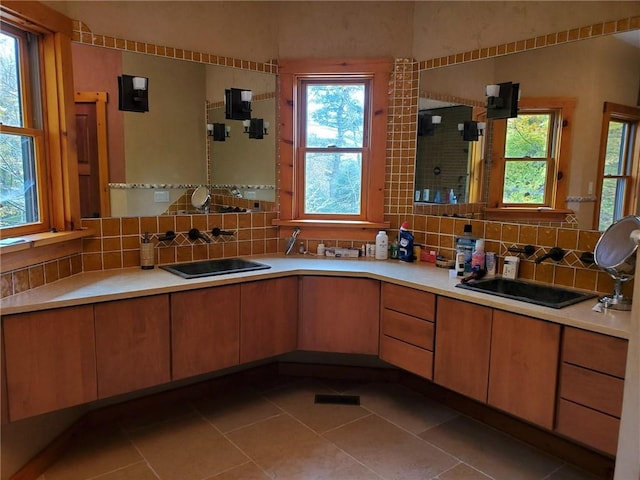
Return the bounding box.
[375,231,389,260]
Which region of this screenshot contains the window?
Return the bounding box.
[0,22,48,231]
[277,58,391,238]
[300,80,367,218]
[502,112,555,205]
[0,3,79,239]
[487,98,575,213]
[594,102,640,231]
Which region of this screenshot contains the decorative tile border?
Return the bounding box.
[418,15,640,71]
[72,20,278,74]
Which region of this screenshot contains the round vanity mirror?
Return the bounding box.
[594,215,640,310]
[191,186,210,211]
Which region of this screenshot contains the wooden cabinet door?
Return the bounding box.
[434,297,492,402]
[94,295,170,398]
[298,276,380,354]
[3,306,97,421]
[171,285,240,380]
[240,277,298,363]
[488,310,560,429]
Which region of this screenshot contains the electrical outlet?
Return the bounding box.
[588,182,593,195]
[244,191,257,199]
[154,190,170,203]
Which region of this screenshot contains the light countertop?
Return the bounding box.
[0,255,631,339]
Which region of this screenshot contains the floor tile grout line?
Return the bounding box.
[117,425,164,480]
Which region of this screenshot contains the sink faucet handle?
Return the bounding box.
[535,247,566,264]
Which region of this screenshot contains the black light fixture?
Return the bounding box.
[457,120,485,141]
[207,123,230,141]
[485,81,520,119]
[118,74,149,112]
[224,88,252,120]
[243,118,269,139]
[417,112,442,136]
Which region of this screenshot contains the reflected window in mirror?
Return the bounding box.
[488,98,575,211]
[594,102,640,231]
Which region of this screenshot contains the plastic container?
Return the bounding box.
[375,231,389,260]
[503,255,520,279]
[485,252,497,277]
[398,222,414,262]
[471,239,485,271]
[455,224,477,273]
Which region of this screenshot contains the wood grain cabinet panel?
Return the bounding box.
[171,285,240,380]
[488,311,560,429]
[299,276,380,354]
[556,399,621,456]
[240,277,298,363]
[434,297,492,402]
[3,306,97,421]
[382,283,435,321]
[380,335,433,379]
[94,295,171,398]
[562,327,628,378]
[559,363,624,417]
[381,309,434,350]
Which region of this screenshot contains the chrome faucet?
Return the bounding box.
[535,247,565,264]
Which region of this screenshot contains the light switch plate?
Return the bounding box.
[154,190,170,203]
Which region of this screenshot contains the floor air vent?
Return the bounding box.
[314,394,361,406]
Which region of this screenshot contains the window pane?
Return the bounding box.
[0,133,39,227]
[598,177,625,231]
[305,84,364,148]
[502,160,547,204]
[505,114,551,158]
[304,152,362,214]
[604,121,627,176]
[0,30,23,127]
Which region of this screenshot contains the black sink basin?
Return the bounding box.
[161,258,270,279]
[456,278,596,309]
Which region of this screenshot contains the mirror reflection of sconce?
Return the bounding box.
[417,112,442,136]
[485,81,520,119]
[242,118,269,139]
[457,121,485,141]
[118,74,149,112]
[224,88,252,120]
[208,123,230,141]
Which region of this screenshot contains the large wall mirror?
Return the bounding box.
[416,30,640,228]
[72,43,276,218]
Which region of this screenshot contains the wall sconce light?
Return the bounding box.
[485,81,520,119]
[118,74,149,112]
[208,123,230,141]
[243,118,268,139]
[417,112,442,136]
[225,88,252,120]
[458,120,484,141]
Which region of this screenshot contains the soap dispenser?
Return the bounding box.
[140,232,155,270]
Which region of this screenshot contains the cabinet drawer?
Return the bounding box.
[562,327,627,378]
[556,399,620,456]
[559,363,624,417]
[380,335,433,380]
[381,309,434,350]
[382,283,435,321]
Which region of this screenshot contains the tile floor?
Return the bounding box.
[38,374,603,480]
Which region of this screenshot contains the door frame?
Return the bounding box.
[75,91,110,217]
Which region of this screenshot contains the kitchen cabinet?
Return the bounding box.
[488,311,560,429]
[240,277,298,363]
[556,327,628,455]
[171,285,240,380]
[94,295,171,398]
[434,297,492,402]
[3,306,97,421]
[298,276,380,354]
[380,283,435,379]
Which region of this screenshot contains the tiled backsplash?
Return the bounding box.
[1,254,83,298]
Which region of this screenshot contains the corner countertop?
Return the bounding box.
[0,255,631,339]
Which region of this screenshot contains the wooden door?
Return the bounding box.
[94,295,171,398]
[298,276,380,354]
[76,102,101,218]
[434,297,492,402]
[171,285,240,380]
[488,310,560,429]
[3,306,97,421]
[240,277,298,363]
